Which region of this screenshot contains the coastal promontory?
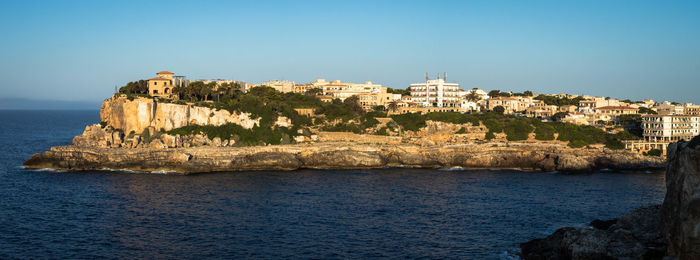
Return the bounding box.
[25,95,663,173]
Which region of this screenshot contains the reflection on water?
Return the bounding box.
[0,111,666,259]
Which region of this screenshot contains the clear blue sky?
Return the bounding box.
[1,0,699,104]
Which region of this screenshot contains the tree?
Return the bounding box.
[343,95,363,114]
[118,80,148,95]
[387,100,399,112]
[638,107,657,115]
[552,112,569,121]
[466,91,481,102]
[523,90,533,96]
[493,105,505,114]
[387,87,411,96]
[488,90,510,97]
[306,88,323,96]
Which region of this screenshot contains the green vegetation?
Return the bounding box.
[504,120,533,141]
[618,114,643,137]
[455,127,466,134]
[533,124,555,140]
[534,95,585,106]
[488,90,534,98]
[118,80,148,95]
[386,87,411,96]
[492,106,505,114]
[151,83,641,149]
[375,127,390,136]
[167,123,295,146]
[388,111,637,149]
[644,149,663,157]
[638,107,657,114]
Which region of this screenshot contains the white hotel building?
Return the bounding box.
[409,73,460,108]
[642,115,700,142]
[625,114,700,155]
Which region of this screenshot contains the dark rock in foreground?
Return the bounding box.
[520,205,665,260]
[521,137,700,259]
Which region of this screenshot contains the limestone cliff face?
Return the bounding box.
[100,96,260,134]
[662,140,700,258]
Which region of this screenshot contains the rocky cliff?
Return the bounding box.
[24,142,663,174]
[100,96,260,134]
[520,137,700,260]
[661,139,700,258]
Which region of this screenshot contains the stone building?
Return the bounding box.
[358,92,402,111]
[259,80,295,93]
[148,71,176,99]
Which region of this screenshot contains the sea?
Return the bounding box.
[0,110,666,259]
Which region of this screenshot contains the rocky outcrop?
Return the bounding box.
[661,139,700,258]
[101,96,260,134]
[24,142,664,174]
[520,137,700,259]
[520,205,665,259]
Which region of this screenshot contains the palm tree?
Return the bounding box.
[387,100,399,112]
[466,91,481,102]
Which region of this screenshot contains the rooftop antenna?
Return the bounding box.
[444,72,447,81]
[425,72,429,81]
[437,73,441,80]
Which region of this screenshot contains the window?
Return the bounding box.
[154,82,157,85]
[153,90,159,94]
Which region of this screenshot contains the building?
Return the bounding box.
[625,114,700,155]
[305,78,386,101]
[487,97,530,114]
[459,100,480,113]
[596,106,638,116]
[684,104,700,115]
[148,71,177,99]
[560,112,589,125]
[409,73,460,108]
[655,101,685,115]
[525,101,558,118]
[173,76,190,88]
[259,80,295,93]
[200,79,247,92]
[465,88,489,100]
[357,92,402,111]
[642,115,700,142]
[579,98,621,110]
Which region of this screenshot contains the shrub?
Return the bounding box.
[390,113,426,132]
[504,119,533,141]
[456,127,466,134]
[485,131,496,140]
[482,119,504,133]
[645,149,662,156]
[493,106,505,114]
[569,139,588,148]
[375,127,389,136]
[534,124,555,140]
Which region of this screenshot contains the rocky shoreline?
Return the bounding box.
[24,142,664,174]
[520,139,700,259]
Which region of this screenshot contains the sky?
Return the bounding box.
[1,0,699,106]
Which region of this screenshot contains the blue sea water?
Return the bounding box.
[0,110,666,259]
